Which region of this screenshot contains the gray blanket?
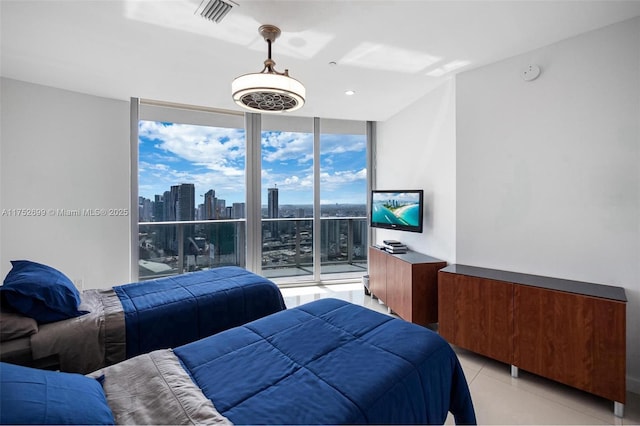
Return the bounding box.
[89,349,231,425]
[30,289,126,373]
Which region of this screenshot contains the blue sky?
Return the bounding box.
[138,121,367,206]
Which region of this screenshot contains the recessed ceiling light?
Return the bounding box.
[328,61,337,66]
[345,90,355,96]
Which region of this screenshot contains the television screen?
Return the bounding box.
[370,190,423,233]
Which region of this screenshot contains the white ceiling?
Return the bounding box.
[2,0,640,121]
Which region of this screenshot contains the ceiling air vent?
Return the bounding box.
[195,0,237,23]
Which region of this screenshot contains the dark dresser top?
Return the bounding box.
[395,251,446,264]
[371,246,445,264]
[440,264,627,302]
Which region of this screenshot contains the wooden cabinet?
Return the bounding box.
[368,247,446,325]
[514,285,626,405]
[368,247,388,303]
[438,273,513,364]
[438,264,627,414]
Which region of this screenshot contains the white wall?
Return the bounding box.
[456,18,640,392]
[1,78,131,289]
[376,79,457,262]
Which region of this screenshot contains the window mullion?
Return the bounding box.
[130,97,140,282]
[313,117,321,282]
[245,112,262,274]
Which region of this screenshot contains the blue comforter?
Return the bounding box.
[114,266,286,358]
[175,298,476,425]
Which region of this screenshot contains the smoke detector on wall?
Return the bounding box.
[522,64,541,81]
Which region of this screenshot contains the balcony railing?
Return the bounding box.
[138,217,368,281]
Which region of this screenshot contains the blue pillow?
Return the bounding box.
[0,362,115,425]
[1,260,87,323]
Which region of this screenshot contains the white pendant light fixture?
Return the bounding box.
[232,25,305,113]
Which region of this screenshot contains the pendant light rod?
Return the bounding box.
[260,25,283,75]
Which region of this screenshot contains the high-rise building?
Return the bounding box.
[160,190,176,253]
[267,186,279,238]
[232,202,245,219]
[204,189,216,220]
[175,184,195,256]
[166,187,178,221]
[163,186,181,253]
[268,186,279,219]
[138,196,153,222]
[153,194,164,222]
[216,199,226,218]
[176,183,195,221]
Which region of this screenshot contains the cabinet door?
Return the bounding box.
[386,257,412,322]
[414,261,447,324]
[514,285,626,403]
[368,247,387,302]
[438,272,513,364]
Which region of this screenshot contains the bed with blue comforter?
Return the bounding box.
[115,265,286,359]
[0,261,285,374]
[0,298,476,425]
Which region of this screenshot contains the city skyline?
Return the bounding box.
[139,184,368,223]
[138,121,367,206]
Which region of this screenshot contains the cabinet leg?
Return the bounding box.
[614,401,624,418]
[511,365,519,378]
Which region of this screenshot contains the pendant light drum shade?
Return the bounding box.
[232,72,305,113]
[231,25,306,113]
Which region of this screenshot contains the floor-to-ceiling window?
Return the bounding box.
[135,101,246,280]
[260,115,314,280]
[319,119,368,280]
[133,99,369,284]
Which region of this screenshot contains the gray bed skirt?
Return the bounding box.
[30,289,126,373]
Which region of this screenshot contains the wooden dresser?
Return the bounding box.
[368,247,446,325]
[438,264,627,416]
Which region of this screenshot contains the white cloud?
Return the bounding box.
[262,131,313,163]
[320,168,367,186]
[140,121,245,175]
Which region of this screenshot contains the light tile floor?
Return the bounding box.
[280,283,640,425]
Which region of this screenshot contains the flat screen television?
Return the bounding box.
[370,190,424,233]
